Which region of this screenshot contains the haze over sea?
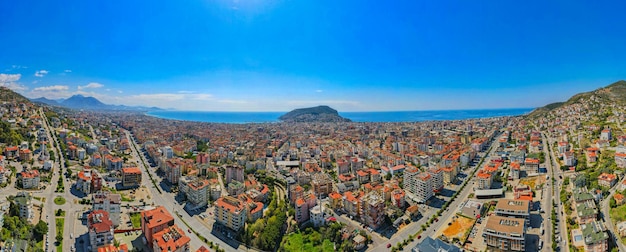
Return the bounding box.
[147,108,533,124]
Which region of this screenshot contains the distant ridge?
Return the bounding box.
[30,94,162,112]
[528,80,626,118]
[0,87,32,104]
[279,105,351,122]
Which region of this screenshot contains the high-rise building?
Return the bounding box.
[225,165,244,184]
[214,196,247,231]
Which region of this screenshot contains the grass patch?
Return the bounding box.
[54,196,66,205]
[610,203,626,223]
[56,218,64,252]
[121,194,133,202]
[130,212,141,228]
[281,232,335,252]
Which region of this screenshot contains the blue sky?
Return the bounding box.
[1,1,626,111]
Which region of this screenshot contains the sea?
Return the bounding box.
[146,108,534,124]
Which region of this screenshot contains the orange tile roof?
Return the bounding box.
[97,244,129,252]
[598,173,617,181]
[122,167,141,174]
[215,196,245,214]
[329,192,342,200]
[153,225,190,252]
[510,162,521,170]
[196,246,210,252]
[142,206,174,229]
[20,170,39,178]
[477,171,491,179]
[88,210,113,234]
[296,198,306,206]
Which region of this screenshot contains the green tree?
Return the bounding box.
[34,220,48,241]
[610,197,617,208]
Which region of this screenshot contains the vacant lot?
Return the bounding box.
[610,203,626,223]
[441,215,475,242]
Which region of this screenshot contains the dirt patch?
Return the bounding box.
[441,215,475,241]
[519,176,547,190]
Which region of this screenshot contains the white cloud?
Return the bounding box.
[33,85,69,92]
[34,70,49,77]
[78,82,104,90]
[0,73,21,83]
[315,90,323,93]
[177,90,195,94]
[64,70,72,73]
[0,73,27,91]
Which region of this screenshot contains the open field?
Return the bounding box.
[441,215,475,242]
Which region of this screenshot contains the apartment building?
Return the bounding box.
[311,173,333,197]
[414,173,434,203]
[152,225,191,252]
[403,166,420,196]
[92,191,122,227]
[441,166,457,184]
[576,200,598,224]
[510,162,521,179]
[343,191,360,217]
[476,170,493,190]
[214,196,247,231]
[360,191,385,230]
[77,169,93,194]
[88,210,115,252]
[581,221,609,252]
[484,215,526,251]
[20,170,39,189]
[141,206,175,248]
[121,167,142,188]
[186,179,210,208]
[494,199,530,226]
[225,165,244,184]
[428,167,444,193]
[15,192,32,220]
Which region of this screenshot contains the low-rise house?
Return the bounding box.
[598,173,617,188]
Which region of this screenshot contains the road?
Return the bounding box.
[601,176,626,252]
[540,132,554,251]
[541,132,569,251]
[125,130,245,252]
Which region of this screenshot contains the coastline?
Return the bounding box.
[146,108,534,124]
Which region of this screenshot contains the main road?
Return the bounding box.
[541,131,569,251]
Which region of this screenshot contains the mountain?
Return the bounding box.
[528,80,626,118]
[31,97,61,106]
[279,105,352,122]
[0,87,31,104]
[61,95,107,110]
[29,94,162,112]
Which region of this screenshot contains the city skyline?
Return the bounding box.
[1,1,626,111]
